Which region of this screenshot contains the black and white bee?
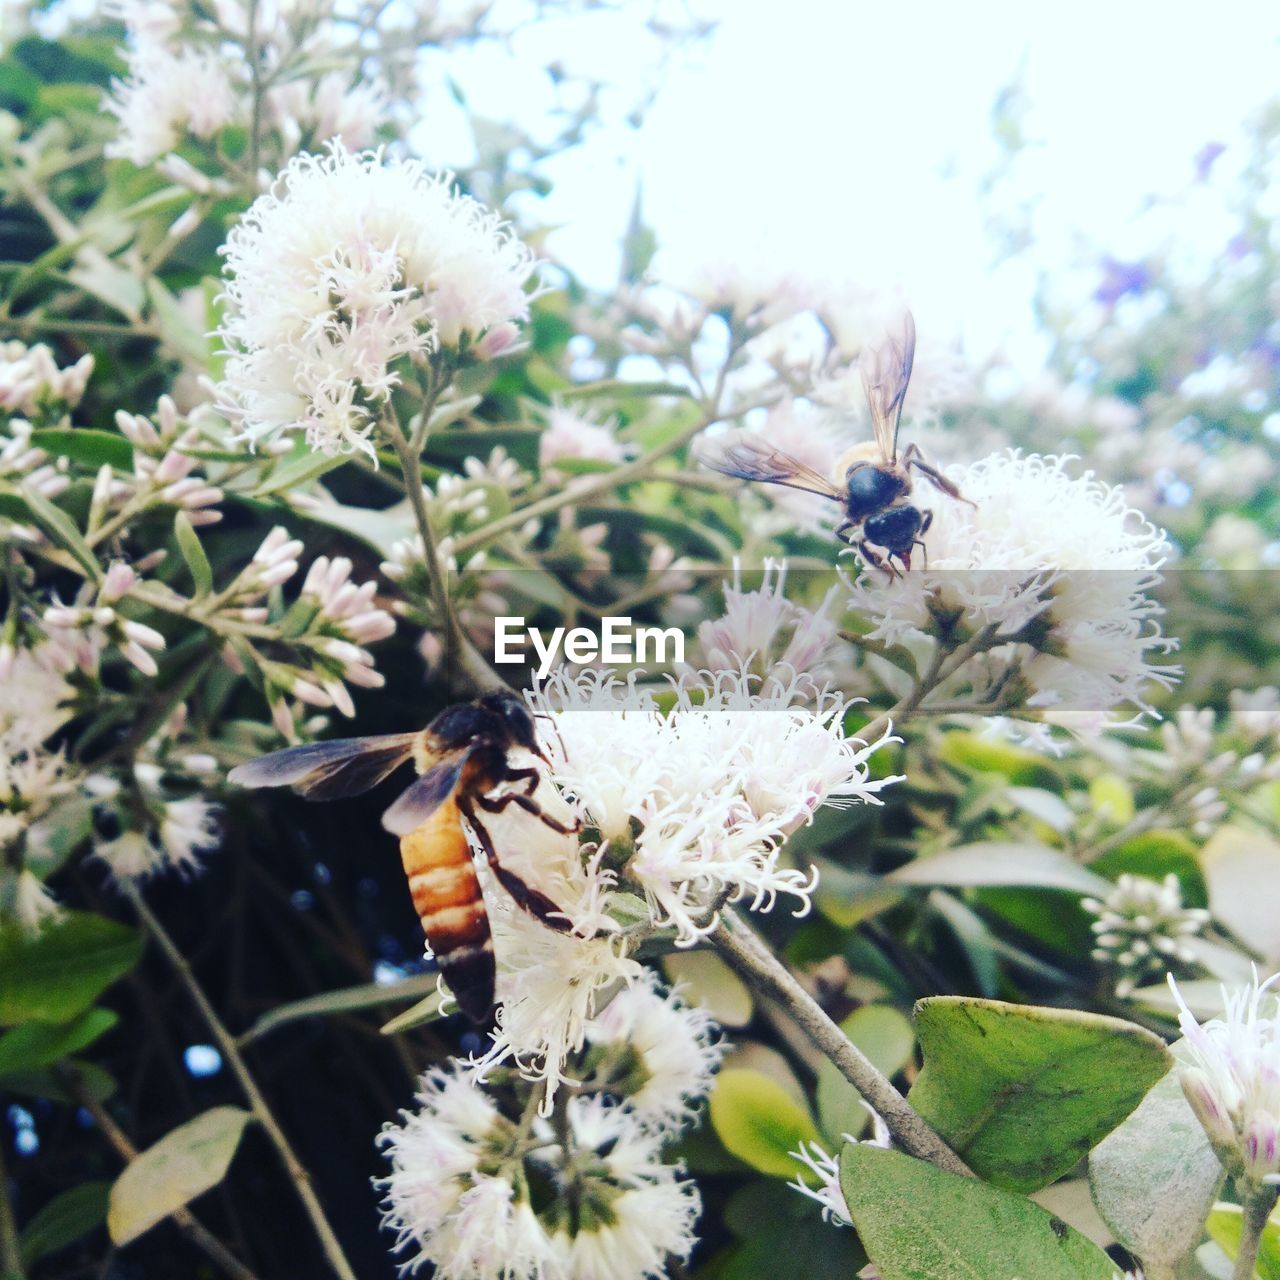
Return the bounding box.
[700,312,969,576]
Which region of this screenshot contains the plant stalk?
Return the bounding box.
[123,884,358,1280]
[711,909,972,1178]
[1233,1183,1280,1280]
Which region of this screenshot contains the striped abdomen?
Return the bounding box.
[398,795,495,1023]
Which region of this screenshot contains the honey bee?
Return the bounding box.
[700,312,969,575]
[227,690,576,1024]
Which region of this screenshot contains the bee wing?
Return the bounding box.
[228,733,418,800]
[698,435,844,500]
[860,310,916,463]
[381,745,478,837]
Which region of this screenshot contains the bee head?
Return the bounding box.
[478,690,544,759]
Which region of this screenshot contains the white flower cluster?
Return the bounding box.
[467,667,898,1104]
[691,560,839,698]
[113,396,224,525]
[0,341,93,417]
[1083,874,1210,999]
[217,144,539,457]
[103,0,390,168]
[0,640,92,931]
[1170,971,1280,1187]
[539,403,629,476]
[0,420,71,544]
[850,450,1179,740]
[90,764,219,883]
[378,979,713,1280]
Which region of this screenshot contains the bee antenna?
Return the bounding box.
[531,707,569,767]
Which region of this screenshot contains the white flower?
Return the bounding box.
[106,43,238,165]
[691,559,840,696]
[0,868,63,934]
[530,669,898,944]
[539,404,628,474]
[217,143,540,456]
[789,1105,891,1228]
[1169,971,1280,1186]
[540,1098,700,1280]
[92,769,219,883]
[850,450,1178,733]
[1083,874,1210,999]
[582,975,722,1130]
[377,1064,556,1279]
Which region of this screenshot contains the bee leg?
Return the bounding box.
[460,799,574,933]
[498,764,541,796]
[476,789,581,835]
[835,517,858,545]
[902,443,973,505]
[858,539,900,580]
[915,509,933,569]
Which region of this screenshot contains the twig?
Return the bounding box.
[711,909,972,1177]
[53,1065,261,1280]
[122,884,358,1280]
[0,1138,24,1280]
[385,416,503,694]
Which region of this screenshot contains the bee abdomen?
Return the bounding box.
[399,798,495,1024]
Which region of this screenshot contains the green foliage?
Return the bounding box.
[908,997,1172,1191]
[708,1069,822,1179]
[0,913,142,1024]
[840,1145,1118,1279]
[19,1182,111,1269]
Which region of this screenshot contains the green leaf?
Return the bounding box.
[907,996,1172,1191]
[1091,830,1208,908]
[938,732,1061,786]
[840,1144,1118,1280]
[887,843,1113,896]
[19,1182,109,1267]
[1204,1203,1280,1280]
[0,1058,116,1105]
[1089,1046,1225,1270]
[816,1005,915,1145]
[173,511,213,597]
[0,1008,117,1075]
[16,487,99,578]
[238,972,445,1045]
[0,913,143,1025]
[378,989,447,1035]
[31,429,134,470]
[709,1069,822,1178]
[1089,774,1136,824]
[251,445,352,497]
[107,1107,253,1246]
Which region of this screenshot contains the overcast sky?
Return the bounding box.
[423,1,1280,368]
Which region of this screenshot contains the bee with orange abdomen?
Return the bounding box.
[228,690,576,1024]
[700,312,971,576]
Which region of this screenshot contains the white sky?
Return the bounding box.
[425,0,1280,369]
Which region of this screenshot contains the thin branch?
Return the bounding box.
[122,884,358,1280]
[0,1138,24,1280]
[53,1065,262,1280]
[711,909,972,1178]
[385,415,503,694]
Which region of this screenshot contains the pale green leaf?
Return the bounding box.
[107,1107,253,1246]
